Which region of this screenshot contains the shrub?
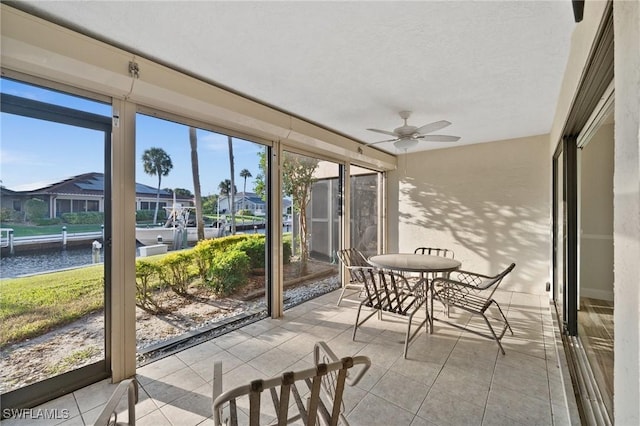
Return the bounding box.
[62,211,104,224]
[282,239,292,264]
[159,251,194,295]
[136,209,167,223]
[135,260,163,311]
[193,234,253,279]
[0,208,16,222]
[193,234,291,281]
[206,249,250,295]
[32,218,62,226]
[24,198,48,222]
[234,236,266,269]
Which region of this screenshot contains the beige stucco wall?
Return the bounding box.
[579,122,614,301]
[387,134,551,294]
[549,0,640,421]
[613,1,640,423]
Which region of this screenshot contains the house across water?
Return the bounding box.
[0,172,191,220]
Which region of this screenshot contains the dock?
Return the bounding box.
[0,229,103,255]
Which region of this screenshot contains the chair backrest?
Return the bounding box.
[337,248,369,267]
[414,247,454,258]
[93,378,138,426]
[355,267,420,316]
[413,247,455,281]
[444,263,515,300]
[212,350,371,426]
[337,248,372,283]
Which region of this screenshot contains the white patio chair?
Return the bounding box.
[336,248,373,306]
[93,378,138,426]
[432,263,516,354]
[352,267,429,359]
[212,341,370,425]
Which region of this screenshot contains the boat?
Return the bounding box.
[135,225,225,246]
[135,204,227,246]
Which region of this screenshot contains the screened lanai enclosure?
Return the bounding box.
[0,76,385,410]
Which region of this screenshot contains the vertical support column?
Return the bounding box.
[8,229,14,255]
[110,99,137,381]
[614,1,640,423]
[341,163,351,287]
[563,135,578,336]
[269,141,283,318]
[378,172,386,255]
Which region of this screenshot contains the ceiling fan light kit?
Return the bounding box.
[365,111,460,151]
[393,138,419,150]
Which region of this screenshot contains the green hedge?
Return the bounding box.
[159,251,195,295]
[193,235,254,280]
[136,209,167,223]
[62,212,104,224]
[32,218,62,226]
[206,249,251,295]
[234,236,266,269]
[133,233,292,305]
[135,260,164,311]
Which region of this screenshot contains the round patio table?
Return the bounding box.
[368,253,461,333]
[368,253,460,274]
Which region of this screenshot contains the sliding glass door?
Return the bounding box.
[134,112,269,360]
[0,77,112,409]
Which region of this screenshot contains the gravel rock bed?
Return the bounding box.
[137,275,340,365]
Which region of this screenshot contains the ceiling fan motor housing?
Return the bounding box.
[394,125,418,136]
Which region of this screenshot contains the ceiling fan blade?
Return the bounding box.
[364,138,399,146]
[415,120,451,135]
[366,128,398,137]
[418,134,461,142]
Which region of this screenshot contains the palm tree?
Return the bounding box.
[228,136,236,234]
[218,179,235,196]
[218,179,236,214]
[141,147,173,224]
[239,168,252,212]
[189,127,204,240]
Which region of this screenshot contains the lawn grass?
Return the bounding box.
[0,265,104,347]
[0,223,103,237]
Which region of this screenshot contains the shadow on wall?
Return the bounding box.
[388,135,551,294]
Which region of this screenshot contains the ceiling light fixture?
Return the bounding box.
[393,138,419,150]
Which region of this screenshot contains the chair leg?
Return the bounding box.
[353,303,378,341]
[337,286,348,306]
[490,299,513,335]
[481,313,506,355]
[471,299,514,355]
[352,303,363,341]
[404,303,429,359]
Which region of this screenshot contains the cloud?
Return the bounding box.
[3,88,42,101]
[0,149,49,167]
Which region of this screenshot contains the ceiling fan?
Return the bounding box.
[365,111,460,150]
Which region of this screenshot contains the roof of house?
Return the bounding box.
[220,192,291,207]
[7,172,178,199]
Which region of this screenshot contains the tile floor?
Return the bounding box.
[2,288,577,425]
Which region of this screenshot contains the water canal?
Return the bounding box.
[0,247,105,278]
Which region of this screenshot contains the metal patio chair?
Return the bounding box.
[411,247,455,283]
[93,378,138,426]
[336,248,373,306]
[431,263,516,354]
[352,267,428,359]
[413,247,455,258]
[212,341,370,426]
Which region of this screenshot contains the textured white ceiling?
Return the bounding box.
[17,1,574,154]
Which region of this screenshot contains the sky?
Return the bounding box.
[0,78,265,196]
